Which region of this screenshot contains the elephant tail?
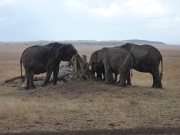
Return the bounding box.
[160,58,163,81]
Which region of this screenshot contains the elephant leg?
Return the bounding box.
[100,72,104,80]
[114,73,120,83]
[109,72,114,83]
[26,77,30,90]
[156,77,162,89]
[118,74,126,87]
[53,67,59,85]
[116,73,121,84]
[25,70,30,90]
[104,66,113,84]
[117,68,128,87]
[126,71,132,85]
[25,70,36,90]
[97,72,102,80]
[91,71,95,78]
[42,70,52,87]
[151,69,162,89]
[29,75,36,89]
[102,73,105,80]
[151,75,156,88]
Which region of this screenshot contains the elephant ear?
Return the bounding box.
[57,45,65,53]
[56,45,76,61]
[97,50,104,63]
[56,45,65,59]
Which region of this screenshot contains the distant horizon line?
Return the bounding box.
[0,39,166,42]
[0,39,179,45]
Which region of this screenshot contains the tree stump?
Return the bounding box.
[71,54,87,79]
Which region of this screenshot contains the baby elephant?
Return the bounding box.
[82,47,133,87]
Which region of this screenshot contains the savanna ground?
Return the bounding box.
[0,42,180,134]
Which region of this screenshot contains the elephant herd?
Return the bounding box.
[20,42,163,90]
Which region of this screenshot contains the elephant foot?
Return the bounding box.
[156,84,163,89]
[53,80,57,85]
[104,80,114,84]
[152,86,162,89]
[25,86,30,90]
[116,80,120,84]
[25,85,36,90]
[117,83,126,87]
[151,84,162,89]
[157,82,163,89]
[112,79,117,84]
[81,75,87,80]
[30,86,36,90]
[126,82,132,85]
[97,78,103,81]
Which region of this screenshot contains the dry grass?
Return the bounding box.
[0,97,40,125]
[1,82,179,132]
[0,42,180,133]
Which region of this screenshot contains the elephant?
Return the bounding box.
[82,47,133,87]
[91,62,105,80]
[115,43,163,88]
[91,62,119,82]
[20,42,77,90]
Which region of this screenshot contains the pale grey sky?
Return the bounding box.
[0,0,180,44]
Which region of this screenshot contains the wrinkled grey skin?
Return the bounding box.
[82,47,133,87]
[115,43,163,89]
[20,42,77,90]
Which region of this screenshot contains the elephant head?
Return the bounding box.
[56,44,77,61]
[81,49,104,78]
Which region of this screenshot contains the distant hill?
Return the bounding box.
[121,39,165,45]
[61,39,166,46]
[1,39,166,46]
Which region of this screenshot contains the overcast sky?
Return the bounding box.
[0,0,180,44]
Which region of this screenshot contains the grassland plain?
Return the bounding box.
[0,42,180,133]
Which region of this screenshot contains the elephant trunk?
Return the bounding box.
[81,51,97,79]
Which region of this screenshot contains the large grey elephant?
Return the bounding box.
[20,42,77,90]
[115,43,163,88]
[82,47,133,87]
